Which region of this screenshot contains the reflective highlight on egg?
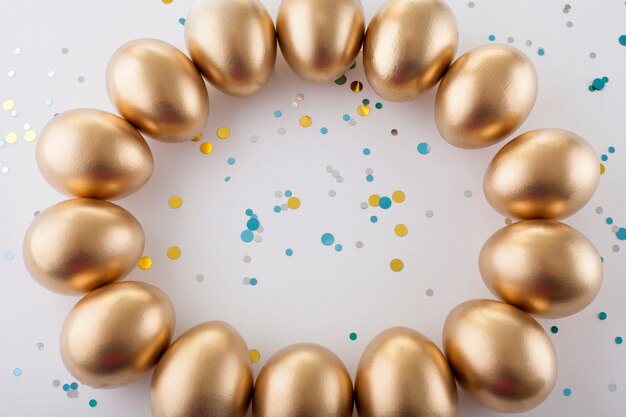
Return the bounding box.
[484,128,600,219]
[479,220,602,318]
[355,327,457,417]
[60,281,175,388]
[276,0,364,83]
[151,321,253,417]
[364,0,458,101]
[23,198,144,295]
[185,0,276,96]
[435,44,537,148]
[252,343,353,417]
[443,299,557,413]
[106,39,209,143]
[36,109,153,200]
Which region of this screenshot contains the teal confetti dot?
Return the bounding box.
[89,399,98,408]
[606,217,614,225]
[538,47,545,56]
[245,209,253,216]
[366,174,374,182]
[551,326,559,334]
[593,78,605,90]
[609,146,616,153]
[70,382,78,390]
[602,76,609,83]
[6,252,14,260]
[335,75,347,85]
[321,233,335,246]
[227,157,236,165]
[370,215,378,223]
[349,332,358,341]
[224,176,231,182]
[241,230,254,243]
[334,244,343,252]
[363,148,371,155]
[250,278,258,286]
[616,228,626,240]
[375,102,383,109]
[247,217,260,231]
[619,35,626,46]
[563,388,572,397]
[285,248,293,256]
[273,205,281,213]
[601,154,608,161]
[417,142,431,155]
[342,114,350,121]
[284,190,292,197]
[274,110,282,118]
[379,197,392,209]
[588,85,596,92]
[599,312,607,320]
[362,98,370,105]
[63,384,70,391]
[616,336,623,345]
[178,17,186,25]
[13,368,22,377]
[488,34,496,41]
[320,127,328,134]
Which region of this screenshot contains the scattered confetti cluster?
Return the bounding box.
[273,190,301,213]
[241,209,263,243]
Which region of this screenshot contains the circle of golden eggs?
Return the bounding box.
[24,0,603,416]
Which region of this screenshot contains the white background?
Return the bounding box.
[1,0,625,416]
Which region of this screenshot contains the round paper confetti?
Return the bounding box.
[250,349,261,363]
[394,224,408,237]
[167,246,181,260]
[200,142,213,154]
[299,116,312,128]
[287,197,301,209]
[138,256,152,270]
[390,259,404,272]
[168,196,182,209]
[217,127,230,139]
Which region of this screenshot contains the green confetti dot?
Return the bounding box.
[599,312,607,320]
[334,75,347,85]
[551,326,559,334]
[375,102,383,109]
[349,332,358,341]
[89,399,97,408]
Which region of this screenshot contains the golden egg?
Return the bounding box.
[106,39,209,143]
[435,44,537,148]
[479,220,602,318]
[185,0,276,97]
[23,198,144,295]
[484,128,600,219]
[60,281,175,388]
[253,343,353,417]
[364,0,458,101]
[36,109,153,200]
[443,299,557,413]
[151,321,253,417]
[355,327,457,417]
[276,0,364,83]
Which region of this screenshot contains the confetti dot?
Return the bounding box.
[2,99,15,111]
[356,241,364,248]
[329,189,336,197]
[607,217,614,225]
[538,47,545,56]
[619,35,626,46]
[616,336,623,345]
[563,388,572,397]
[217,127,230,139]
[24,130,37,142]
[616,228,626,240]
[6,251,15,260]
[36,342,44,350]
[299,116,313,128]
[335,244,343,252]
[390,258,404,272]
[70,382,78,390]
[52,380,60,387]
[250,278,258,286]
[425,210,434,218]
[241,230,254,243]
[273,205,281,213]
[391,129,398,136]
[321,233,335,246]
[357,104,371,116]
[250,349,261,363]
[13,368,22,377]
[426,289,434,297]
[196,274,204,282]
[77,76,85,83]
[488,34,496,41]
[366,174,374,182]
[391,190,405,203]
[224,176,231,182]
[609,384,618,392]
[551,326,559,334]
[599,312,607,320]
[247,217,260,231]
[89,399,98,408]
[200,142,213,154]
[167,246,181,260]
[179,17,186,25]
[287,197,301,209]
[394,224,408,237]
[417,142,431,155]
[5,131,18,144]
[349,332,358,341]
[335,75,347,85]
[464,190,473,198]
[375,102,383,109]
[227,157,236,165]
[162,0,173,3]
[363,148,371,155]
[63,384,70,391]
[138,256,152,270]
[320,127,328,134]
[379,197,392,209]
[285,190,293,197]
[350,81,363,92]
[285,248,293,256]
[370,215,378,223]
[342,114,350,121]
[168,196,182,209]
[243,255,251,263]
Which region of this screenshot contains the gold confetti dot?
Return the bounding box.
[138,256,152,270]
[394,224,408,237]
[287,196,301,209]
[192,133,203,142]
[162,0,173,4]
[167,246,181,260]
[217,127,230,139]
[357,105,370,116]
[350,81,363,92]
[250,349,261,363]
[2,99,15,111]
[200,142,213,154]
[390,258,404,272]
[24,130,37,142]
[5,132,18,144]
[368,194,380,207]
[299,116,312,128]
[168,196,182,209]
[392,190,406,203]
[600,163,605,175]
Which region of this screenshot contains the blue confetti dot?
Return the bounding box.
[366,174,374,182]
[609,146,616,153]
[379,197,392,209]
[320,127,328,134]
[334,244,343,252]
[241,230,254,243]
[619,35,626,46]
[488,34,496,41]
[538,47,545,56]
[227,157,236,165]
[249,278,258,286]
[247,217,260,231]
[13,368,22,377]
[274,110,282,118]
[601,154,608,161]
[6,252,14,260]
[363,148,371,155]
[342,114,350,121]
[284,190,292,197]
[616,336,624,345]
[606,217,614,225]
[273,205,281,213]
[89,399,98,408]
[70,382,78,390]
[321,233,335,246]
[563,388,572,397]
[224,176,231,182]
[593,78,606,90]
[370,215,378,223]
[178,17,186,25]
[285,248,293,256]
[245,209,254,216]
[63,384,70,391]
[417,142,431,155]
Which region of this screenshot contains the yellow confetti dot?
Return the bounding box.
[250,349,261,363]
[168,196,183,209]
[368,194,380,207]
[192,133,203,142]
[394,224,408,237]
[600,163,605,175]
[392,190,406,203]
[287,196,301,209]
[24,130,37,142]
[390,258,404,272]
[2,99,15,111]
[200,142,213,154]
[299,116,313,128]
[217,127,230,139]
[5,132,18,144]
[167,246,181,260]
[138,256,152,270]
[357,104,370,116]
[162,0,173,4]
